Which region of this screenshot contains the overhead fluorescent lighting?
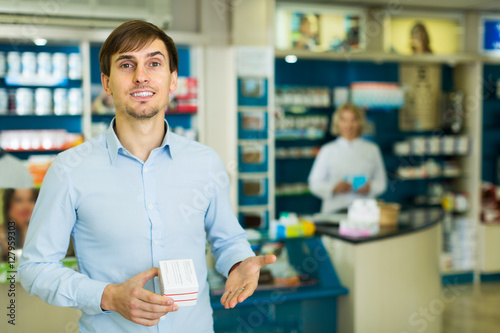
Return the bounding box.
[33,38,47,46]
[285,55,297,63]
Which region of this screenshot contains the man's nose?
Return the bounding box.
[133,65,149,84]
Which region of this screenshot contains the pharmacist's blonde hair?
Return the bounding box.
[330,102,365,137]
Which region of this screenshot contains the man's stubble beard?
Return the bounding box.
[125,105,161,120]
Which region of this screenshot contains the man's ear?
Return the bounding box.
[101,73,112,96]
[169,70,178,92]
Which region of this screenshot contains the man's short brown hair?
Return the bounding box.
[99,20,179,77]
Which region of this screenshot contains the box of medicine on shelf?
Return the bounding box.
[238,210,269,229]
[238,144,268,173]
[238,177,269,206]
[238,110,268,140]
[237,78,268,106]
[158,259,198,307]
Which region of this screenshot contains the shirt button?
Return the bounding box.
[144,167,149,173]
[161,316,165,320]
[148,204,154,210]
[153,240,159,245]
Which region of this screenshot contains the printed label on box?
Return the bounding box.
[158,259,199,307]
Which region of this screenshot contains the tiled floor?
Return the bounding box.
[443,281,500,333]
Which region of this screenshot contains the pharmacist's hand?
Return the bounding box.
[221,254,277,309]
[333,181,352,194]
[357,182,371,195]
[100,267,178,326]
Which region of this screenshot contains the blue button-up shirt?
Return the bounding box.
[19,119,255,332]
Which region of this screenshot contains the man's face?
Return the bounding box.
[101,38,177,120]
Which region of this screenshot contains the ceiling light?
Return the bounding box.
[33,38,47,46]
[285,55,297,63]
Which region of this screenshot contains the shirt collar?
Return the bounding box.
[337,136,360,148]
[106,117,174,164]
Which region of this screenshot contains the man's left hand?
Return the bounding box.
[220,254,276,309]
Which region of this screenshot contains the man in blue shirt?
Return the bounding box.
[19,20,275,332]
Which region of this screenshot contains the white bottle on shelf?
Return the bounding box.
[53,88,68,115]
[68,88,82,115]
[21,52,37,77]
[35,88,53,115]
[37,52,52,77]
[52,52,68,78]
[15,88,34,115]
[7,51,21,75]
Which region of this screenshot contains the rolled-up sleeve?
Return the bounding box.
[18,156,109,315]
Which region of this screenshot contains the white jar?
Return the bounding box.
[53,88,67,115]
[7,51,21,75]
[52,52,68,78]
[21,52,37,77]
[15,88,34,115]
[37,52,52,76]
[68,88,82,115]
[0,52,5,77]
[35,88,52,115]
[68,53,82,79]
[0,88,8,115]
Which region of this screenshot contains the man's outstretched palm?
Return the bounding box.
[220,254,277,309]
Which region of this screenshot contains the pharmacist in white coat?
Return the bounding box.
[308,102,387,213]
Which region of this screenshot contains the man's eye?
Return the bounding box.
[150,62,160,67]
[121,63,132,69]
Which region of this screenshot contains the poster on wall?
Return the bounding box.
[384,13,463,55]
[275,3,365,53]
[481,15,500,54]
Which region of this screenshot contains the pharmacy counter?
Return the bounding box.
[316,207,444,333]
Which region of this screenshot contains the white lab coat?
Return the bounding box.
[308,137,387,213]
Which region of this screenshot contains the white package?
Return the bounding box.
[158,259,198,307]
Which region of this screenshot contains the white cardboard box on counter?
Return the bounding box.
[158,259,198,307]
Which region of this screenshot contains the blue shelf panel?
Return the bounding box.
[480,272,500,282]
[482,64,500,183]
[275,158,315,183]
[441,271,474,285]
[6,150,61,160]
[275,59,399,86]
[0,115,82,132]
[210,285,348,310]
[276,195,321,218]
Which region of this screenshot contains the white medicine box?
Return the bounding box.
[158,259,199,307]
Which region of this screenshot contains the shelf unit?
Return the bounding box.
[0,24,205,192]
[270,2,490,283]
[210,236,348,333]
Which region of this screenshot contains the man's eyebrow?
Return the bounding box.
[114,51,164,63]
[114,54,135,63]
[147,51,165,59]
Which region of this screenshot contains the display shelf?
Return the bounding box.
[211,283,346,310]
[275,137,326,142]
[394,175,462,181]
[276,157,316,160]
[210,237,348,333]
[441,270,474,285]
[393,152,470,157]
[3,74,72,87]
[275,49,478,65]
[276,193,313,198]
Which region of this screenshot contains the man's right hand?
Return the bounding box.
[100,267,178,326]
[333,181,352,194]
